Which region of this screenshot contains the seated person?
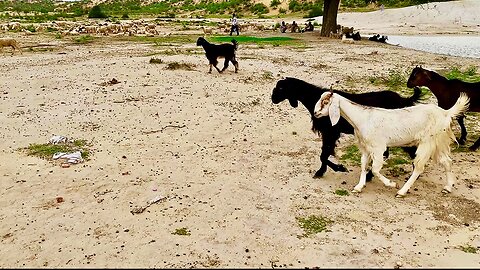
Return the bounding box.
[290,21,299,33]
[280,21,287,33]
[305,21,314,32]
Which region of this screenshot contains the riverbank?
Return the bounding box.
[314,0,480,36]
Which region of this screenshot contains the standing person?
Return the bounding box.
[230,13,239,36]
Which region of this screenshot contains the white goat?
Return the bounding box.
[313,91,469,197]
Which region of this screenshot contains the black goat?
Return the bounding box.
[196,37,239,73]
[271,77,420,179]
[369,34,388,43]
[346,31,361,41]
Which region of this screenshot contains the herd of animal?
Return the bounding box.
[196,37,479,197]
[2,34,478,197]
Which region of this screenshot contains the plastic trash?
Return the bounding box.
[49,135,68,144]
[53,151,84,164]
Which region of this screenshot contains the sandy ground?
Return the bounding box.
[1,1,480,268]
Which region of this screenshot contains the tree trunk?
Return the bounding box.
[320,0,341,37]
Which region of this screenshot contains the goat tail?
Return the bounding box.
[231,39,238,51]
[447,92,470,120]
[409,86,422,103]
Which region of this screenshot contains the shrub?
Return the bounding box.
[307,5,323,17]
[88,5,107,18]
[250,3,269,14]
[270,0,281,7]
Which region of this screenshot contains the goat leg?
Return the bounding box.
[231,59,239,73]
[371,149,397,188]
[352,152,370,193]
[469,137,480,151]
[315,137,348,178]
[457,115,467,145]
[220,58,229,73]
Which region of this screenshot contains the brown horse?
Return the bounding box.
[407,66,480,150]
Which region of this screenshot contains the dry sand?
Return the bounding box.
[0,1,479,268]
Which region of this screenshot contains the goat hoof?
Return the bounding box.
[395,193,406,198]
[352,187,363,193]
[366,171,374,182]
[313,171,325,178]
[337,165,348,172]
[458,138,466,145]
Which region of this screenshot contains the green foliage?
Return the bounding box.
[250,3,269,14]
[0,0,456,23]
[270,0,281,8]
[288,0,302,11]
[307,5,323,17]
[88,5,107,18]
[297,215,332,237]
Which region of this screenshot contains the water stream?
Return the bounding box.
[386,35,480,59]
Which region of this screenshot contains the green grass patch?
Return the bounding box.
[459,244,477,254]
[296,215,332,237]
[340,145,412,176]
[22,139,91,160]
[172,227,191,236]
[164,61,195,70]
[443,66,480,83]
[340,144,361,164]
[334,189,349,196]
[369,68,408,91]
[74,35,95,44]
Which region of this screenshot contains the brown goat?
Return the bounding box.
[0,38,22,55]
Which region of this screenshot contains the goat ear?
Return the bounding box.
[329,96,340,126]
